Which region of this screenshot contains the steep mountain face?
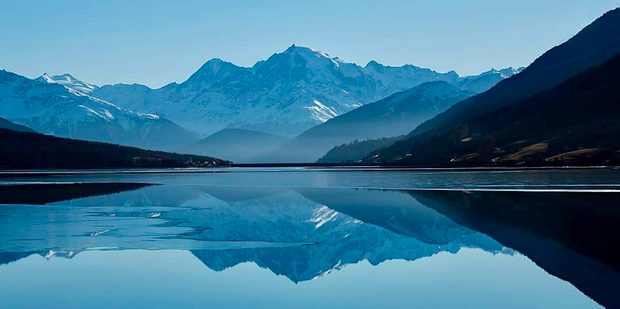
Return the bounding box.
[0,70,198,150]
[0,117,35,133]
[365,53,620,166]
[36,73,99,94]
[253,82,474,163]
[184,128,289,163]
[92,45,514,137]
[412,8,620,136]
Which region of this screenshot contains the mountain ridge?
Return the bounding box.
[1,70,198,151]
[90,45,517,137]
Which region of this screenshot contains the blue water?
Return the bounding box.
[0,168,618,308]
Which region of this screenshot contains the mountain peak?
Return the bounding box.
[44,73,78,83]
[366,60,383,68]
[282,44,333,59]
[204,57,225,64]
[199,58,235,73]
[254,44,343,80]
[38,73,52,82]
[284,44,311,53]
[35,73,99,94]
[498,67,519,77]
[474,67,521,79]
[186,58,245,84]
[284,43,298,52]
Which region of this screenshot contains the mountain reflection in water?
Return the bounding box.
[0,182,617,308]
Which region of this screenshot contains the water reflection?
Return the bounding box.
[408,190,620,308]
[0,182,617,307]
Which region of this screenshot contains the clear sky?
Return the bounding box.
[1,0,618,88]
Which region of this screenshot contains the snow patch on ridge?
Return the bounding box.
[306,99,339,122]
[37,73,99,94]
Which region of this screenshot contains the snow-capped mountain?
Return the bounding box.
[36,73,99,94]
[0,70,197,150]
[92,45,518,137]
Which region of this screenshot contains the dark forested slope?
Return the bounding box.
[413,8,620,135]
[366,53,620,166]
[0,129,231,169]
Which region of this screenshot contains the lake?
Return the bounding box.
[0,168,618,308]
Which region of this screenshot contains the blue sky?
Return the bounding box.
[1,0,618,88]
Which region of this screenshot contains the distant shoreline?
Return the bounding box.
[0,165,616,178]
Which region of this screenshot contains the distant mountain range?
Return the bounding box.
[0,47,518,161]
[255,81,474,163]
[0,70,198,151]
[89,45,518,137]
[184,128,289,163]
[363,8,620,167]
[4,8,617,167]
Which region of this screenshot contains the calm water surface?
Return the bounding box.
[0,168,618,308]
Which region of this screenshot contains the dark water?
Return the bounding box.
[0,168,618,308]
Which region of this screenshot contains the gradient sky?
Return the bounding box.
[1,0,618,88]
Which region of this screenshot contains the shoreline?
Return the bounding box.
[0,165,617,178]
